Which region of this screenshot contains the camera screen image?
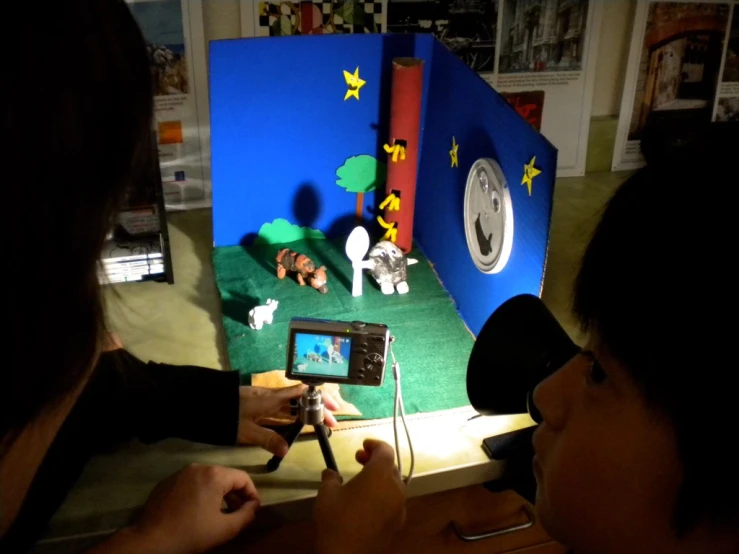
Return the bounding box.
[292,333,352,378]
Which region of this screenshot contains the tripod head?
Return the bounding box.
[267,384,338,473]
[298,385,326,426]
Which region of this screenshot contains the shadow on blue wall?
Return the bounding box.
[293,183,321,228]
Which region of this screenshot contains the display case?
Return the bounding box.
[99,135,175,284]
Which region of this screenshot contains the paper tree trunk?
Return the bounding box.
[384,58,424,253]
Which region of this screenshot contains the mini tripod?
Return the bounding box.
[266,385,338,473]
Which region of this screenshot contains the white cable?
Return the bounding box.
[393,368,402,478]
[390,339,415,487]
[396,364,414,485]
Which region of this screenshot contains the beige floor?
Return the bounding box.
[105,168,632,366]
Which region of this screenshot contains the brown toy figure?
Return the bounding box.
[275,248,329,294]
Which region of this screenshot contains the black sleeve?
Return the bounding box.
[96,348,241,447]
[0,350,241,553]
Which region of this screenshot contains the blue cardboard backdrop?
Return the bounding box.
[209,33,556,337]
[210,34,429,247]
[413,39,557,336]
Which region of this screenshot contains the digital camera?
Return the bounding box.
[285,318,390,386]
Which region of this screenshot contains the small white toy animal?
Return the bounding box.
[248,298,279,330]
[329,351,345,364]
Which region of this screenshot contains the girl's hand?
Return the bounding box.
[237,384,339,455]
[91,464,259,554]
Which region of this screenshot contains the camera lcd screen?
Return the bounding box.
[292,333,352,378]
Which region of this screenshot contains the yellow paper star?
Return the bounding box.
[521,156,542,196]
[450,137,459,167]
[343,67,366,101]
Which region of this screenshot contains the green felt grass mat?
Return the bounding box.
[213,237,474,420]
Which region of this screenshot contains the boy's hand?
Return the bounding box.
[125,464,260,554]
[314,439,407,554]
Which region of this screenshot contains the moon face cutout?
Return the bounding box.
[463,159,514,274]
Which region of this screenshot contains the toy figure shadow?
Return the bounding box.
[221,291,260,328]
[237,236,276,277]
[293,182,321,228]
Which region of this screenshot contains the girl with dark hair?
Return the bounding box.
[0,2,339,552]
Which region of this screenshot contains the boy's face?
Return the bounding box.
[532,341,683,554]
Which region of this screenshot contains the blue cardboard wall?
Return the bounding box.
[210,33,556,337]
[413,39,557,336]
[210,34,428,247]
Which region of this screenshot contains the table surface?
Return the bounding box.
[40,170,628,545]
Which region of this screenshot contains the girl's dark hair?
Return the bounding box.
[1,0,153,449]
[573,122,739,535]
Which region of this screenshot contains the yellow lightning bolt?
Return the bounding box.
[380,193,401,211]
[383,143,406,162]
[521,156,542,196]
[450,137,459,168]
[343,67,366,101]
[377,216,398,243]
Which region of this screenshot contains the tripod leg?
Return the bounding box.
[266,419,305,472]
[314,424,338,473]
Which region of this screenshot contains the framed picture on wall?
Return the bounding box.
[613,0,738,171]
[126,0,212,210]
[241,0,388,36]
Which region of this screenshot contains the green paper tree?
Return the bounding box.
[336,155,387,221]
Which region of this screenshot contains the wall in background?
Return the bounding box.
[201,0,637,117]
[203,0,240,42]
[591,0,637,117]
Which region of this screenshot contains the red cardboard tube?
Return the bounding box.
[383,58,423,253]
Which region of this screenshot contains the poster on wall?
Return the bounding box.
[240,1,602,178]
[386,1,497,73]
[241,0,388,35]
[490,0,602,177]
[717,4,739,118]
[127,0,211,210]
[613,0,737,171]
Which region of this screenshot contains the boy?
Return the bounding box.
[313,123,739,554]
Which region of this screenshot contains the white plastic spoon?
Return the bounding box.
[345,226,371,297]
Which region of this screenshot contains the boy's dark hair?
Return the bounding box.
[573,122,738,535]
[1,0,153,450]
